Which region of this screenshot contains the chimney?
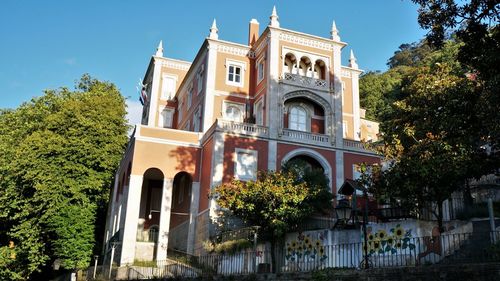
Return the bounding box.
[248,19,259,46]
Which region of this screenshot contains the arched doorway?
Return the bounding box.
[137,168,164,253]
[168,172,193,252]
[281,148,333,192]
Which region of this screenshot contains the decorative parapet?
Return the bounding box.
[216,42,256,58]
[279,32,335,51]
[281,129,331,147]
[281,73,328,90]
[343,139,378,153]
[216,119,269,138]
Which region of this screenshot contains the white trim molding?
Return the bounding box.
[280,148,333,191]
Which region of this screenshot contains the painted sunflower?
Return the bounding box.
[377,229,388,240]
[394,226,405,239]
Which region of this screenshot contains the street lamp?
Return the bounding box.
[335,198,352,223]
[93,255,99,279]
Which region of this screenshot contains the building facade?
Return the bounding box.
[104,7,381,265]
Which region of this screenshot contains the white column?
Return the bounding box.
[268,140,277,171]
[156,178,174,261]
[119,174,143,265]
[209,131,225,220]
[187,182,200,254]
[352,72,361,140]
[148,58,162,127]
[267,29,280,139]
[203,41,218,132]
[332,44,343,148]
[335,151,344,196]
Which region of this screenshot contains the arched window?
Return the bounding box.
[225,105,242,122]
[289,106,307,131]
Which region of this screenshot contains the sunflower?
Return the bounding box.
[373,239,382,252]
[367,233,375,241]
[395,241,402,249]
[377,229,388,240]
[304,237,311,245]
[291,241,297,249]
[394,226,405,239]
[315,240,322,247]
[386,237,395,247]
[319,247,325,256]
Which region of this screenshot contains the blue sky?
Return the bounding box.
[0,0,427,123]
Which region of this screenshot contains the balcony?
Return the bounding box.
[281,129,331,146]
[281,73,328,91]
[343,139,378,154]
[216,119,269,138]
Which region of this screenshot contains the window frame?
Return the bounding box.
[197,65,204,94]
[257,59,265,83]
[288,105,309,132]
[223,101,245,122]
[161,74,177,100]
[234,148,258,181]
[225,59,246,87]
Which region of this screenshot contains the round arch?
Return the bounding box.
[281,148,333,191]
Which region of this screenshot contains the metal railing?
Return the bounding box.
[121,231,500,279]
[136,227,159,243]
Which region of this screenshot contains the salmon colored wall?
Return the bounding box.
[343,115,354,140]
[132,140,200,180]
[198,137,213,212]
[342,77,353,114]
[276,143,337,193]
[214,52,251,94]
[222,136,269,183]
[343,153,380,180]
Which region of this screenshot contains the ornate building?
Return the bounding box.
[104,7,380,265]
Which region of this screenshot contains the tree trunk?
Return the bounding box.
[463,179,473,207]
[270,238,276,273]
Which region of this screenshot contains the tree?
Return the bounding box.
[412,0,500,159]
[375,60,484,231]
[0,74,129,280]
[213,170,332,272]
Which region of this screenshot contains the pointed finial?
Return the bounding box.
[269,5,280,28]
[349,49,358,69]
[330,20,340,41]
[155,40,163,57]
[209,18,219,39]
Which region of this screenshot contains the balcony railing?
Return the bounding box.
[281,129,330,145]
[343,139,377,153]
[281,72,328,90]
[216,119,269,137]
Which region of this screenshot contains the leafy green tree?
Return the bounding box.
[0,74,128,280]
[213,170,331,272]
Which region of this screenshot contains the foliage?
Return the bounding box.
[281,158,333,214]
[0,74,129,280]
[213,171,316,239]
[203,239,253,254]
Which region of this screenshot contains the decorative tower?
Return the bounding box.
[349,49,358,69]
[155,40,163,57]
[269,5,280,28]
[330,20,340,41]
[209,19,219,40]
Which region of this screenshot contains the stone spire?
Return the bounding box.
[349,49,358,69]
[209,19,219,40]
[155,40,163,57]
[330,20,340,41]
[269,5,280,28]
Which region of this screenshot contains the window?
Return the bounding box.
[187,85,193,108]
[223,102,244,122]
[235,149,257,181]
[289,106,307,131]
[341,81,346,106]
[193,106,201,132]
[197,65,204,94]
[226,60,245,87]
[254,99,263,126]
[161,75,176,100]
[160,107,174,128]
[257,61,265,82]
[343,121,348,138]
[178,102,183,125]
